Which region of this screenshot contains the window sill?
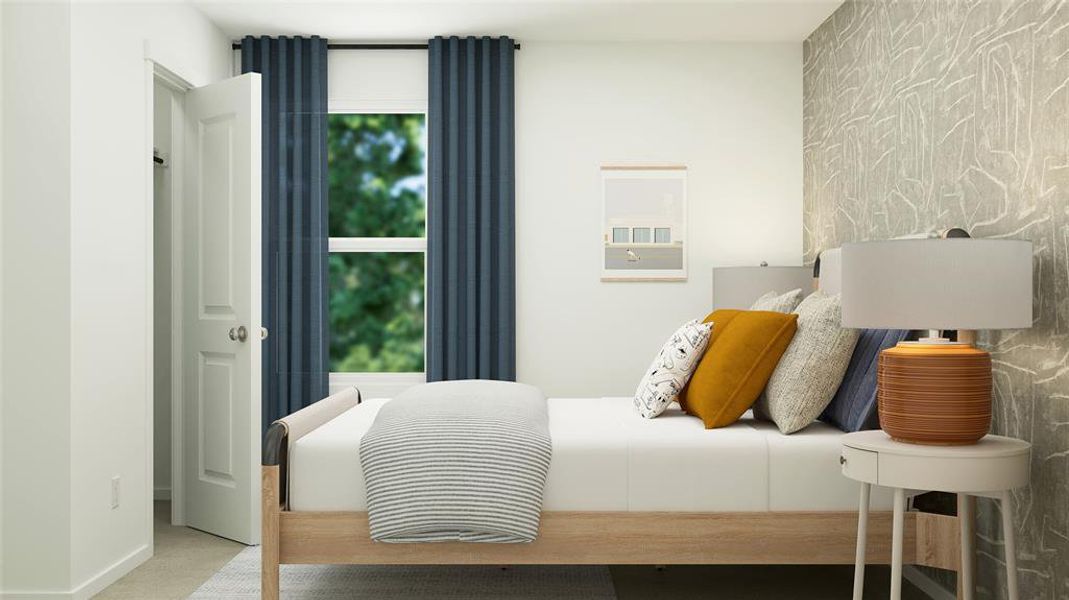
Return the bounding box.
[328,372,426,399]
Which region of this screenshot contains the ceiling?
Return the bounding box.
[192,0,845,43]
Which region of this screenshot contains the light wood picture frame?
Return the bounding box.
[600,165,688,281]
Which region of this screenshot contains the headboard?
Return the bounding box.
[711,266,814,311]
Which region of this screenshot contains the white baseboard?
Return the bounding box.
[0,591,71,599]
[153,486,172,501]
[904,565,956,600]
[1,545,152,600]
[70,543,152,600]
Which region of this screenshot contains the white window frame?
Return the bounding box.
[327,104,428,397]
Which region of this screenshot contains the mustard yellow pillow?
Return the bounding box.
[678,309,798,429]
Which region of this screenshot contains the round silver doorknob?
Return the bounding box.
[229,325,248,342]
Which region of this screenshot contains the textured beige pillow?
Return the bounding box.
[755,291,859,434]
[750,288,804,313]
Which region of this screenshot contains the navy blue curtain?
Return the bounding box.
[240,36,329,434]
[427,36,516,382]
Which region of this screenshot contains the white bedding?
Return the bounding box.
[289,397,893,512]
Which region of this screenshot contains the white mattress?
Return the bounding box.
[289,397,893,512]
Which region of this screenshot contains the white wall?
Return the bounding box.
[1,2,232,597]
[0,1,5,591]
[67,2,231,594]
[328,49,428,111]
[515,42,803,396]
[320,43,802,398]
[1,2,74,593]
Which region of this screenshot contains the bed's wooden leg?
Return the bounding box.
[263,465,281,600]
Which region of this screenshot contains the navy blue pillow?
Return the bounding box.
[820,328,910,432]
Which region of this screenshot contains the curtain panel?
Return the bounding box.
[240,36,330,433]
[427,36,517,382]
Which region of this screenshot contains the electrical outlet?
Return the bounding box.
[111,476,120,509]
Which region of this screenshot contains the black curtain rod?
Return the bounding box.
[231,42,521,50]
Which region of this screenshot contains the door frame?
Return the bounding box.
[145,55,196,534]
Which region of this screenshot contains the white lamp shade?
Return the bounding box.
[712,266,813,310]
[841,239,1033,330]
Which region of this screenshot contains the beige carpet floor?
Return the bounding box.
[94,501,243,599]
[96,501,932,599]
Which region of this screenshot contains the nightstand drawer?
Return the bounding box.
[840,445,877,484]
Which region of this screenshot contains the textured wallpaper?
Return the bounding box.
[803,1,1068,598]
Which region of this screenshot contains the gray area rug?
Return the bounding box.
[189,546,617,599]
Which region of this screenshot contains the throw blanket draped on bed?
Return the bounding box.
[359,380,551,543]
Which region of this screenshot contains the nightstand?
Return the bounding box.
[840,430,1030,600]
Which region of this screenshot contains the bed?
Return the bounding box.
[290,396,892,513]
[262,389,965,600]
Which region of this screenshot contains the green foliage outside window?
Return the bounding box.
[329,252,424,372]
[328,114,426,373]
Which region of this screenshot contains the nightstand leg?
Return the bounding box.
[958,494,974,600]
[891,487,906,600]
[852,483,870,600]
[1000,490,1019,600]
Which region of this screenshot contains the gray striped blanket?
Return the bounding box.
[359,380,551,543]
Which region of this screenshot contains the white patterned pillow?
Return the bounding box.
[750,288,804,313]
[634,319,714,419]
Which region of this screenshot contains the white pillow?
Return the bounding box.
[634,319,714,418]
[755,291,859,433]
[750,288,804,313]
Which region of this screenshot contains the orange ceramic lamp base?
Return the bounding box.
[877,342,992,445]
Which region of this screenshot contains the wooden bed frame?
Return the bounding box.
[260,392,970,600]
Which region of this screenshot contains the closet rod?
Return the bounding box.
[231,42,521,50]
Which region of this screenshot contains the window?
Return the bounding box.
[654,227,671,243]
[632,227,651,243]
[328,113,427,374]
[612,227,629,243]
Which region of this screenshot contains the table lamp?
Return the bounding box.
[841,239,1032,445]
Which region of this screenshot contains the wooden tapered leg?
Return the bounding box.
[263,466,281,600]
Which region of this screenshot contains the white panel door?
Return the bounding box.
[183,73,262,544]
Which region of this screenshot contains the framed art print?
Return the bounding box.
[600,166,687,281]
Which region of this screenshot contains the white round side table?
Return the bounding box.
[840,430,1030,600]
